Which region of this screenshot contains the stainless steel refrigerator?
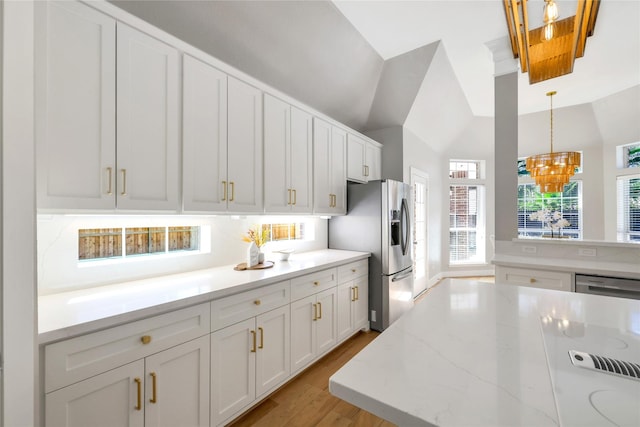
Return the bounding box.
[329,179,414,331]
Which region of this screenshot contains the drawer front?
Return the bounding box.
[45,303,210,393]
[497,266,572,292]
[291,268,337,301]
[210,280,290,331]
[337,259,368,284]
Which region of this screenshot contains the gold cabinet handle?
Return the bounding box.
[141,335,152,345]
[313,281,319,286]
[288,189,292,205]
[120,169,127,196]
[355,286,359,301]
[317,301,322,319]
[258,327,264,349]
[366,165,370,177]
[222,180,227,201]
[292,189,297,205]
[149,372,157,404]
[229,181,235,202]
[254,299,261,306]
[351,287,356,302]
[250,330,256,352]
[134,377,142,411]
[530,278,537,283]
[106,167,113,195]
[312,303,317,321]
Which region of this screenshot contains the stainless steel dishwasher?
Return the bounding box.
[575,274,640,300]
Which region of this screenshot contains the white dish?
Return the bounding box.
[274,249,294,261]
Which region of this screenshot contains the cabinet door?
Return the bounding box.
[116,23,179,211]
[313,118,333,213]
[46,360,144,427]
[289,106,313,213]
[227,76,263,213]
[144,336,210,427]
[211,318,255,425]
[263,94,291,213]
[183,55,228,212]
[255,306,290,397]
[35,1,116,210]
[330,127,347,214]
[290,295,316,374]
[336,282,354,342]
[366,143,382,181]
[347,134,366,183]
[316,287,337,356]
[353,275,369,331]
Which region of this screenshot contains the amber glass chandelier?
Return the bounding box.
[525,91,581,194]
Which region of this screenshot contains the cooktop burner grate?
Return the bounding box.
[569,350,640,381]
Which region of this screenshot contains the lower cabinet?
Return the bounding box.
[210,305,290,426]
[45,335,210,427]
[495,265,573,292]
[336,275,369,343]
[290,287,337,374]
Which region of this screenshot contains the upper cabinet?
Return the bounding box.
[313,118,346,215]
[182,59,263,214]
[35,1,116,210]
[347,134,382,183]
[182,54,228,212]
[36,1,180,211]
[116,23,180,211]
[263,94,313,214]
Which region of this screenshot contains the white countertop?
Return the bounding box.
[38,249,369,344]
[329,278,640,426]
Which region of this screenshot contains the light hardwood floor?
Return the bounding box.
[228,330,395,427]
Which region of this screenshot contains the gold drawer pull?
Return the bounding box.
[222,180,227,201]
[313,281,319,286]
[134,377,142,411]
[106,167,113,195]
[355,286,359,301]
[351,287,356,302]
[230,181,235,202]
[530,278,537,283]
[312,303,317,321]
[149,372,157,403]
[254,299,261,306]
[250,330,256,352]
[141,335,152,345]
[317,302,322,319]
[258,327,264,349]
[351,268,356,273]
[120,169,127,196]
[288,189,292,205]
[292,189,297,205]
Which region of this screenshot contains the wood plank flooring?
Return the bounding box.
[227,330,396,427]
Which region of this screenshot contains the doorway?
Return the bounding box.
[411,168,429,297]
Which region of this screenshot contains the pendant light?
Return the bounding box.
[525,91,581,194]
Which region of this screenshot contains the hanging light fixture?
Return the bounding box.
[502,0,600,84]
[526,91,581,194]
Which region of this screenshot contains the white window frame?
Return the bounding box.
[616,174,640,243]
[517,182,583,239]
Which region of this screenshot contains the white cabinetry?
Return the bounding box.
[44,304,211,427]
[495,265,573,292]
[290,269,338,374]
[263,94,313,213]
[36,1,180,211]
[35,1,116,210]
[313,118,347,214]
[347,134,382,183]
[210,281,290,426]
[182,54,228,212]
[336,260,369,342]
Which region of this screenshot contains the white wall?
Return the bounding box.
[37,215,328,294]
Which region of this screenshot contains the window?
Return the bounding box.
[517,182,582,239]
[262,223,306,242]
[449,160,485,264]
[617,175,640,243]
[619,142,640,169]
[79,226,200,261]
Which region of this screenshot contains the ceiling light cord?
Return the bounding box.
[548,91,554,153]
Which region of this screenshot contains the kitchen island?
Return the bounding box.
[329,278,640,426]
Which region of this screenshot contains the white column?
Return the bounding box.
[2,1,38,425]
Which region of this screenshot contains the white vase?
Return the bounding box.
[258,251,265,264]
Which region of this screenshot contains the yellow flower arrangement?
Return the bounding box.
[242,225,268,248]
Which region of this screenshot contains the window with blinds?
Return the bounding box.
[449,185,484,263]
[79,226,200,261]
[617,175,640,243]
[517,182,582,239]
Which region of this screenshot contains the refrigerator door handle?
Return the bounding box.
[400,197,410,256]
[391,268,413,282]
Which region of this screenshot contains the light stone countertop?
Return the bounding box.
[329,278,640,426]
[38,249,369,344]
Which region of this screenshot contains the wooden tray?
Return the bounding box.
[234,261,274,271]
